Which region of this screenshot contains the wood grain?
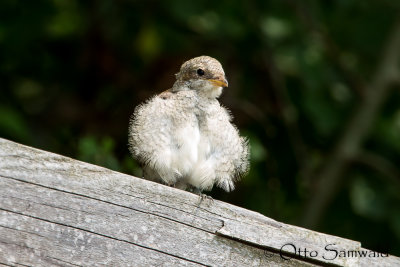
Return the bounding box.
[0,138,398,266]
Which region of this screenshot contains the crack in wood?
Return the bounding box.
[0,174,223,233]
[0,208,210,266]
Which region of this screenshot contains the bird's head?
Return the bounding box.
[172,56,228,98]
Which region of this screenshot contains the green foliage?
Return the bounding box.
[77,136,119,170]
[1,0,399,256]
[0,106,31,142]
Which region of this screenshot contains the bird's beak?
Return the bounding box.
[208,76,228,88]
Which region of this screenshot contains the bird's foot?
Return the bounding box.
[199,193,213,202]
[191,188,213,206]
[189,188,213,223]
[196,194,213,211]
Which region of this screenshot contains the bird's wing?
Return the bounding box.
[128,94,180,184]
[211,105,250,191]
[158,88,174,99]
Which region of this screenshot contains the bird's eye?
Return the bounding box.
[197,69,205,76]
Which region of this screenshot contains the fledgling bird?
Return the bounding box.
[128,56,249,193]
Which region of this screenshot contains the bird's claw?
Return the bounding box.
[195,192,213,207]
[199,193,213,201]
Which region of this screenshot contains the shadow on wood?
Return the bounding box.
[0,138,399,266]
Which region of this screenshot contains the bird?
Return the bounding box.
[128,55,249,194]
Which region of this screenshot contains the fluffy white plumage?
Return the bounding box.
[129,56,249,192]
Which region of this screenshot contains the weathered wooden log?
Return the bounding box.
[0,138,398,266]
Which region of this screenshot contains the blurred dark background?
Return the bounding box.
[1,0,399,256]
